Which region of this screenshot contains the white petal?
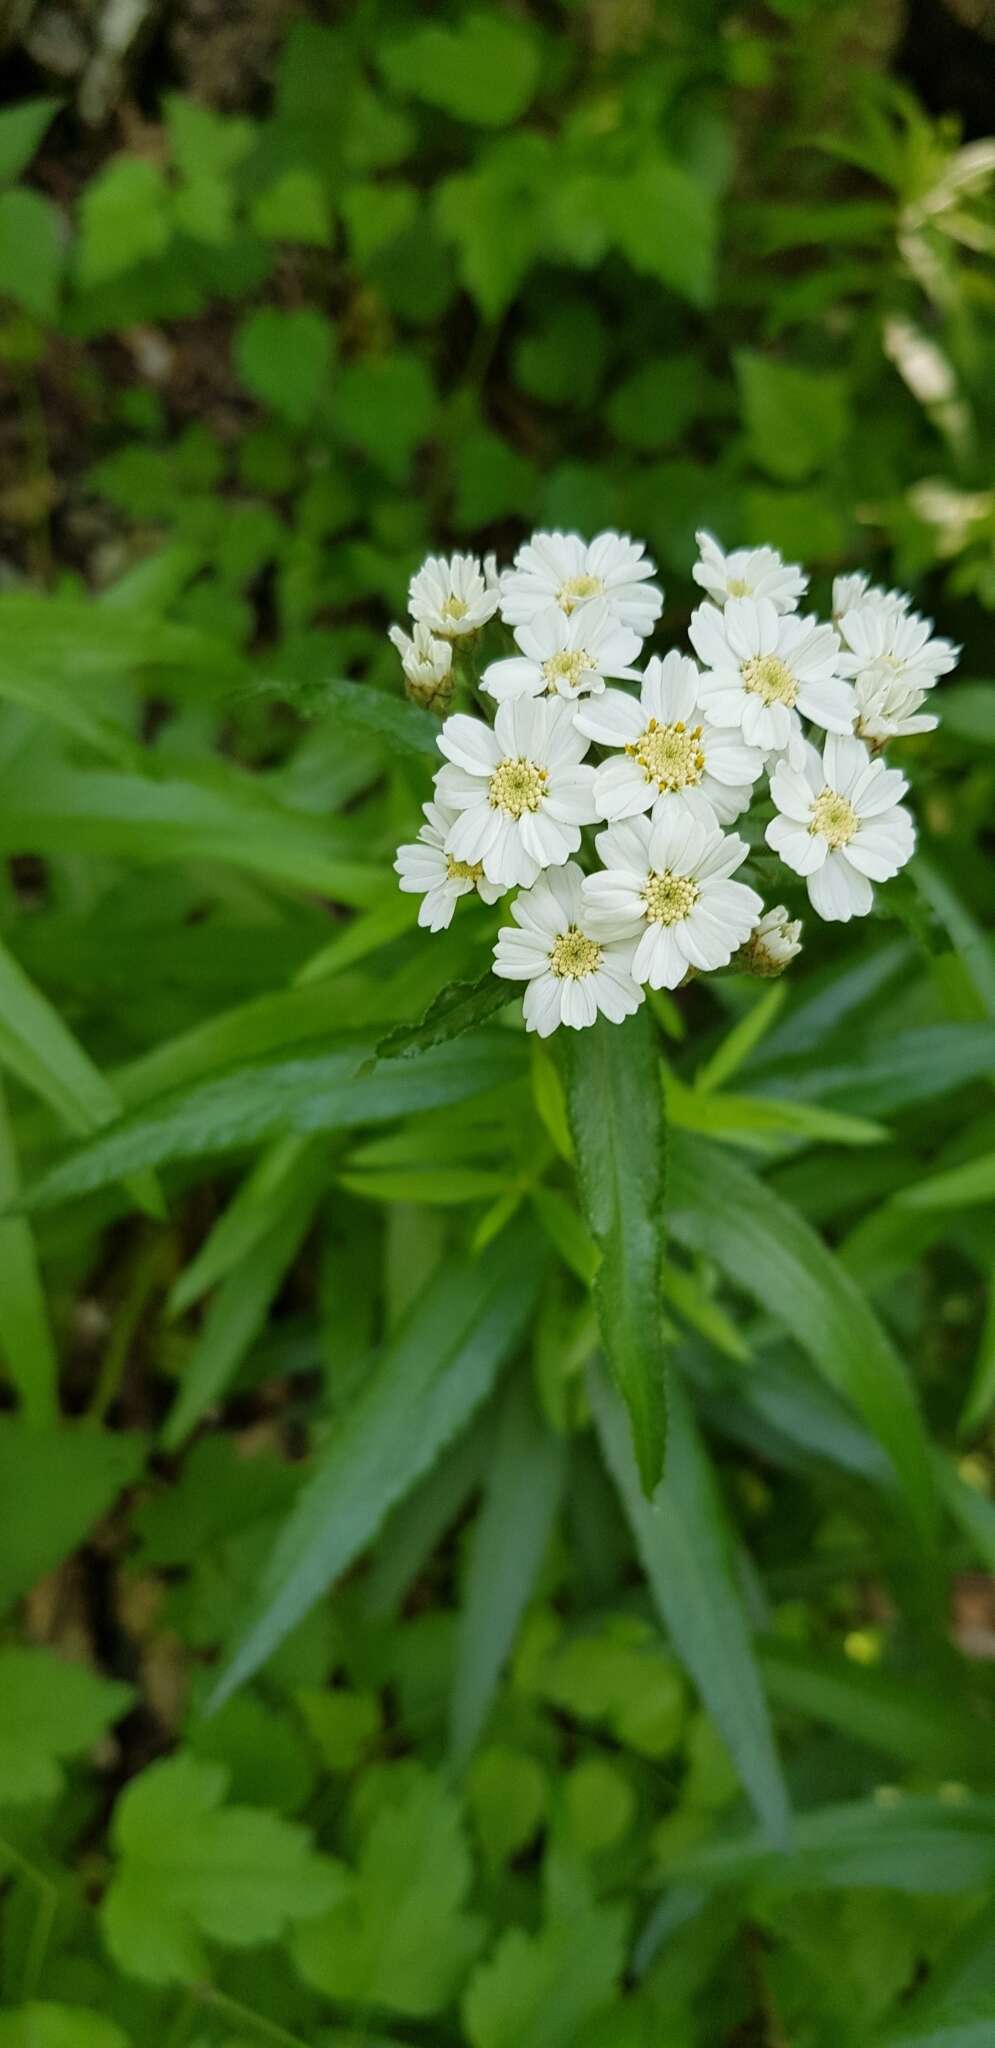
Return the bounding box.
[807,852,873,922]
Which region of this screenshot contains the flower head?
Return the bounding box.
[394,800,504,931]
[493,862,643,1036]
[481,599,641,704]
[499,529,663,638]
[689,596,854,757]
[766,732,915,923]
[737,904,803,976]
[693,531,806,613]
[574,650,764,827]
[854,669,939,745]
[409,552,499,638]
[388,621,454,712]
[831,571,908,625]
[435,696,598,890]
[582,809,762,990]
[837,603,959,694]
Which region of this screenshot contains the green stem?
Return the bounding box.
[0,1835,60,2000]
[189,1984,313,2048]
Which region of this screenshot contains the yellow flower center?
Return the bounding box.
[742,654,797,707]
[542,649,590,692]
[446,855,484,883]
[558,573,604,613]
[441,595,469,621]
[488,756,548,818]
[643,870,699,925]
[549,926,602,979]
[727,577,750,597]
[810,787,859,849]
[626,718,705,791]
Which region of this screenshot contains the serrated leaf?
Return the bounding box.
[380,13,540,128]
[559,1011,667,1493]
[0,1648,132,1805]
[101,1753,343,1984]
[463,1874,626,2048]
[210,1221,544,1704]
[590,1361,790,1847]
[0,1420,145,1612]
[377,971,509,1061]
[293,1768,482,2015]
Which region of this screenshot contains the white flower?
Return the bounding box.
[493,862,643,1037]
[394,800,505,932]
[483,552,501,591]
[388,622,454,710]
[689,597,854,757]
[499,529,663,637]
[408,552,499,638]
[831,571,908,625]
[582,809,762,990]
[854,669,939,745]
[693,531,806,613]
[574,651,764,827]
[481,599,641,705]
[766,733,915,923]
[837,603,959,694]
[739,904,803,976]
[435,696,598,890]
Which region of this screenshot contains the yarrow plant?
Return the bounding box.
[393,528,958,1034]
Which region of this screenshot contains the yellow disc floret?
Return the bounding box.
[488,756,548,818]
[810,787,858,848]
[643,870,699,925]
[742,654,797,707]
[549,926,602,978]
[626,718,705,791]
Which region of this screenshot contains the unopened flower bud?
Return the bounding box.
[389,622,455,714]
[737,904,802,977]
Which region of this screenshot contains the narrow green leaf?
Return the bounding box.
[168,1136,317,1315]
[666,1795,995,1894]
[668,1131,936,1546]
[365,1414,492,1620]
[914,855,995,1020]
[559,1012,667,1493]
[0,1073,57,1425]
[376,970,510,1061]
[959,1272,995,1435]
[209,1222,544,1705]
[879,2007,995,2048]
[897,1151,995,1212]
[668,1074,886,1149]
[450,1373,566,1767]
[590,1360,791,1847]
[754,1025,995,1117]
[759,1643,991,1776]
[695,986,787,1094]
[303,677,440,757]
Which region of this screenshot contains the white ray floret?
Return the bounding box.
[481,599,641,704]
[493,862,643,1037]
[831,571,909,625]
[435,696,598,891]
[854,669,939,744]
[689,595,854,757]
[394,800,505,932]
[581,809,762,990]
[693,531,807,613]
[836,603,959,694]
[499,529,663,637]
[574,650,764,827]
[408,552,500,637]
[740,904,803,976]
[766,733,915,923]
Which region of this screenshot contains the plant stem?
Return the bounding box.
[190,1983,313,2048]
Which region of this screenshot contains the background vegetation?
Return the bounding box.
[2,0,995,2041]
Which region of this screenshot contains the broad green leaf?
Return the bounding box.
[297,1690,381,1773]
[468,1747,548,1869]
[209,1221,543,1704]
[77,157,172,284]
[668,1131,936,1545]
[0,1647,132,1804]
[0,2010,129,2048]
[0,1419,145,1612]
[590,1362,790,1846]
[759,1644,991,1776]
[606,158,717,307]
[0,189,63,319]
[234,308,334,425]
[735,350,849,479]
[376,970,509,1061]
[450,1373,566,1766]
[186,1691,316,1815]
[26,1035,526,1210]
[379,13,540,127]
[559,1011,667,1493]
[463,1870,626,2048]
[293,1768,482,2015]
[940,683,995,745]
[132,1436,297,1570]
[0,97,61,185]
[0,1073,57,1424]
[879,2010,995,2048]
[101,1753,342,1984]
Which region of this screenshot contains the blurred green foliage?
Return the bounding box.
[1,2,995,2044]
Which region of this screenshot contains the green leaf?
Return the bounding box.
[435,135,552,317]
[377,971,509,1061]
[559,1011,667,1493]
[299,677,439,758]
[380,13,540,127]
[590,1361,791,1847]
[0,189,63,319]
[914,855,995,1020]
[26,1035,526,1210]
[468,1746,548,1868]
[879,2004,995,2048]
[450,1373,566,1766]
[209,1221,543,1704]
[667,1794,995,1895]
[0,1073,57,1424]
[0,98,61,186]
[292,1768,482,2015]
[0,2009,129,2048]
[132,1435,297,1570]
[78,158,172,285]
[668,1131,936,1546]
[605,356,704,451]
[897,1151,995,1212]
[759,1644,992,1776]
[101,1753,343,1984]
[696,986,788,1094]
[251,169,331,245]
[463,1873,626,2048]
[0,1647,132,1804]
[0,1419,145,1612]
[735,350,849,480]
[331,353,434,480]
[606,158,718,307]
[297,1689,381,1773]
[235,308,334,426]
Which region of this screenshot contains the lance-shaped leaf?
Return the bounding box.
[559,1011,667,1492]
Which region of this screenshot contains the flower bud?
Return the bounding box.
[737,904,802,977]
[389,622,455,715]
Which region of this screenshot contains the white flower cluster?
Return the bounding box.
[393,530,956,1036]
